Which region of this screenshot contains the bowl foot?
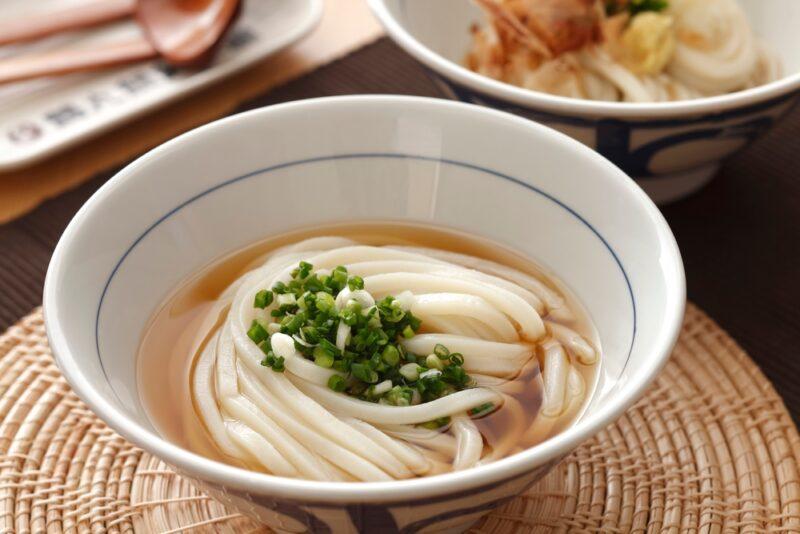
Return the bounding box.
[637,164,719,205]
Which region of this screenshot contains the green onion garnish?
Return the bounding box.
[313,346,335,368]
[247,260,476,408]
[434,344,450,359]
[426,354,444,370]
[347,276,365,291]
[381,345,400,366]
[254,289,274,309]
[247,320,268,344]
[351,362,379,384]
[327,374,346,392]
[468,402,495,417]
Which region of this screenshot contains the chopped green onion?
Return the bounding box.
[442,364,469,386]
[272,281,289,294]
[367,310,382,329]
[247,320,268,344]
[315,291,335,312]
[296,291,313,310]
[351,363,378,384]
[426,354,444,370]
[420,367,442,380]
[267,323,281,335]
[280,312,306,335]
[399,362,421,381]
[318,338,341,357]
[327,374,346,392]
[252,261,474,402]
[348,276,365,291]
[332,359,350,373]
[276,293,297,308]
[341,309,359,326]
[381,345,400,366]
[468,402,495,417]
[258,336,272,352]
[294,261,313,279]
[420,416,451,430]
[434,344,450,359]
[384,385,413,406]
[331,266,348,290]
[253,290,274,309]
[313,346,335,368]
[260,352,275,367]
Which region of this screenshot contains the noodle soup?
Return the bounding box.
[466,0,781,102]
[138,222,600,481]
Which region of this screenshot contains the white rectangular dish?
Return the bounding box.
[0,0,323,171]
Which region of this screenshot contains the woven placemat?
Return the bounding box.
[0,303,798,533]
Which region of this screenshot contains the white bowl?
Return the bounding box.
[44,95,685,533]
[369,0,800,204]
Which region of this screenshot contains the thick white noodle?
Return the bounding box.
[668,0,760,94]
[364,272,544,340]
[192,331,243,457]
[390,247,564,313]
[237,366,399,481]
[546,321,597,365]
[225,421,299,478]
[348,259,546,313]
[233,340,412,480]
[380,425,459,457]
[452,415,483,471]
[467,0,779,102]
[292,378,503,426]
[341,417,431,475]
[388,246,565,313]
[403,334,533,377]
[421,316,483,338]
[269,332,340,385]
[411,293,519,342]
[541,340,570,418]
[191,238,595,480]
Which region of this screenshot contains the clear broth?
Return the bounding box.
[138,221,600,472]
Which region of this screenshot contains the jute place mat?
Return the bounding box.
[0,0,384,225]
[0,303,798,533]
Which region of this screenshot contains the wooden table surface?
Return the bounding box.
[1,38,798,422]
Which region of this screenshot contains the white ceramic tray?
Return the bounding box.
[0,0,323,171]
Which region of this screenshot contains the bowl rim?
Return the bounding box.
[368,0,800,120]
[43,95,686,503]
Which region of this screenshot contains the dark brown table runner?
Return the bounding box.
[1,38,798,421]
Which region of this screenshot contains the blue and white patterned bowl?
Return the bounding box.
[44,96,685,532]
[369,0,800,204]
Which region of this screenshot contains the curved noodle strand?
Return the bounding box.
[190,237,598,480]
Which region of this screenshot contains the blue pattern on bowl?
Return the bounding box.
[431,74,800,199]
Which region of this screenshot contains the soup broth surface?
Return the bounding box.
[138,222,600,475]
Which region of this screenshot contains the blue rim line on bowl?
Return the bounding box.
[43,95,685,504]
[94,153,637,402]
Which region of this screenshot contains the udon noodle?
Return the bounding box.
[466,0,781,102]
[180,235,599,481]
